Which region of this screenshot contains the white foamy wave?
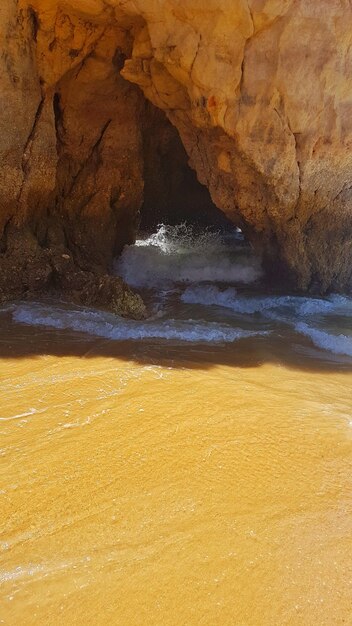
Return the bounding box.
[12,303,268,344]
[295,294,352,316]
[295,323,352,357]
[116,224,262,288]
[181,285,352,319]
[181,285,299,314]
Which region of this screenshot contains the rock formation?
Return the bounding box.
[1,0,352,305]
[0,0,147,314]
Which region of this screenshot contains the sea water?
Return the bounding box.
[1,225,352,625]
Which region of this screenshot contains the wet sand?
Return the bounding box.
[1,316,352,625]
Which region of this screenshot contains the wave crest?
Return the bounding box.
[12,303,268,344]
[116,224,262,288]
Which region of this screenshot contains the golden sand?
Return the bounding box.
[1,321,352,625]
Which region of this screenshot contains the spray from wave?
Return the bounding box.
[116,224,261,288]
[5,224,352,359]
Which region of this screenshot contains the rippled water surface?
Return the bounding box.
[1,226,352,625]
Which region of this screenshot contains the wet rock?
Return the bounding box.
[0,227,146,319]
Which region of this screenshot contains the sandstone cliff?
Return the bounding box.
[1,0,352,303]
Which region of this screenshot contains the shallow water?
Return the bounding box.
[1,226,352,625]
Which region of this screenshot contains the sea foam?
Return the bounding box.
[181,285,352,356]
[7,224,352,358]
[116,224,261,288]
[295,323,352,357]
[12,303,267,344]
[181,285,299,314]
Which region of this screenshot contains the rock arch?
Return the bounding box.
[1,0,352,305]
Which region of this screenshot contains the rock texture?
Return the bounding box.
[0,0,149,314]
[120,0,352,292]
[1,0,352,297]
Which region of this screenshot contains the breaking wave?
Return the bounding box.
[181,285,299,314]
[295,323,352,357]
[6,224,352,359]
[12,303,267,345]
[181,285,352,357]
[181,285,351,317]
[116,224,261,288]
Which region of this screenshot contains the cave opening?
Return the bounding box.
[139,103,236,237]
[115,101,256,298]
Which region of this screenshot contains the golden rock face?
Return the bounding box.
[1,0,352,291]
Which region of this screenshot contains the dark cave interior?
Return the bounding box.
[140,104,234,234]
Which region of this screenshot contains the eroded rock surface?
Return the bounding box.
[1,0,352,298]
[0,0,149,313]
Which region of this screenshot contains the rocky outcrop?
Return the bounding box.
[1,0,352,299]
[0,225,147,318]
[0,0,149,314]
